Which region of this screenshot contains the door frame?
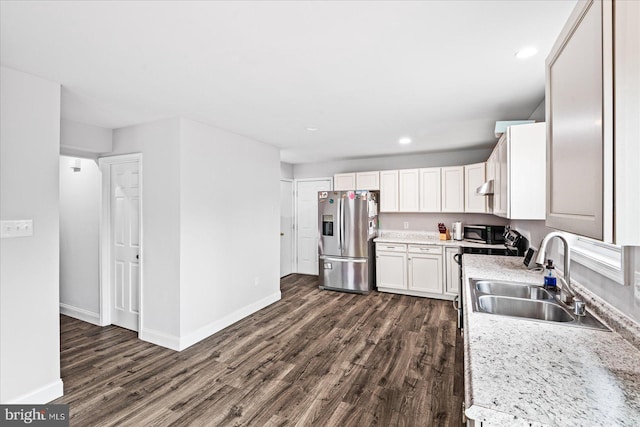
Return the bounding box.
[98,153,143,330]
[280,179,294,277]
[294,177,333,273]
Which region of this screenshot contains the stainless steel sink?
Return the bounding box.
[478,295,574,322]
[475,280,553,300]
[469,278,610,331]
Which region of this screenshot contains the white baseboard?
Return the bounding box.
[5,379,64,404]
[139,327,181,352]
[59,303,101,326]
[178,291,282,351]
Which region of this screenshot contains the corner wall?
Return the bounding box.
[178,119,281,349]
[111,119,182,345]
[0,66,63,403]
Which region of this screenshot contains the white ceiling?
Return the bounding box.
[0,0,576,164]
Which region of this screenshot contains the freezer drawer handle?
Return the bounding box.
[320,256,367,263]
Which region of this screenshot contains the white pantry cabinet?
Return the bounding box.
[546,0,639,244]
[441,166,465,213]
[379,170,399,212]
[333,173,356,191]
[419,167,442,212]
[375,243,406,290]
[399,169,420,212]
[464,163,487,213]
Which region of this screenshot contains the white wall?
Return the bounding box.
[381,212,508,232]
[60,119,112,158]
[528,99,546,122]
[111,118,182,341]
[111,117,281,351]
[0,66,63,403]
[292,147,492,179]
[280,162,294,179]
[178,119,281,348]
[59,156,101,323]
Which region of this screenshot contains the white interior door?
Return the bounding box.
[111,161,140,331]
[280,180,294,278]
[296,179,331,275]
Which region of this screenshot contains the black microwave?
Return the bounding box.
[463,225,506,245]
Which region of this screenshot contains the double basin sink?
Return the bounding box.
[469,279,609,331]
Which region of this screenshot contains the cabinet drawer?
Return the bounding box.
[408,245,442,255]
[375,243,407,253]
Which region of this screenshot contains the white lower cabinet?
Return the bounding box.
[376,242,456,300]
[444,247,460,296]
[407,245,443,294]
[375,243,407,290]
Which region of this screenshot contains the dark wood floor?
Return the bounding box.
[53,275,464,426]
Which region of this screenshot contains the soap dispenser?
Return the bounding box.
[544,259,557,290]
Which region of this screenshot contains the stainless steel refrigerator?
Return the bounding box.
[318,190,379,294]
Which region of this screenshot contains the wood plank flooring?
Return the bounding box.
[53,274,464,426]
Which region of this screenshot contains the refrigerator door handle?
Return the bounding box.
[320,255,367,263]
[339,197,344,252]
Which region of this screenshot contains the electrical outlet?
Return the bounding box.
[403,221,409,229]
[1,220,33,238]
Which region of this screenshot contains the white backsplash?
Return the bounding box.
[379,212,508,234]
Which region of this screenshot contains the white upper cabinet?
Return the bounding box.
[441,166,465,213]
[546,0,639,244]
[379,170,399,212]
[334,171,380,191]
[399,169,420,212]
[490,123,546,220]
[419,168,442,212]
[464,162,487,213]
[333,173,356,191]
[356,171,380,190]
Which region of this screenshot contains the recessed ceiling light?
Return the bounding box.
[306,126,318,132]
[398,137,412,145]
[515,46,538,59]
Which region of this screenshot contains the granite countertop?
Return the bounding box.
[462,255,640,426]
[374,230,506,249]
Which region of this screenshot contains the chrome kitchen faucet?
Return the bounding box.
[535,232,578,307]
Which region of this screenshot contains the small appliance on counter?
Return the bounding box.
[503,227,529,256]
[463,224,506,244]
[451,221,463,241]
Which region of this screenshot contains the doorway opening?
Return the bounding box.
[59,155,102,325]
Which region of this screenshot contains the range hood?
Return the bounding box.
[476,179,494,196]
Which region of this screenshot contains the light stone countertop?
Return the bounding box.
[462,255,640,426]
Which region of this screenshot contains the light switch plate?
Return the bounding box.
[1,220,34,238]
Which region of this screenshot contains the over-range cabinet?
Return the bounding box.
[318,191,379,294]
